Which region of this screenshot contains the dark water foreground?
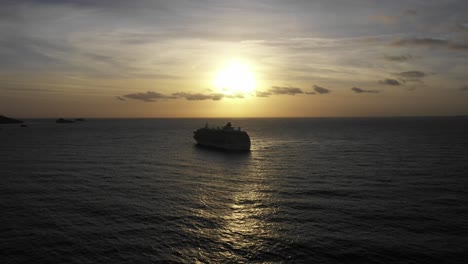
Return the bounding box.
[1,117,467,263]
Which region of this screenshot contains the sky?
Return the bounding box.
[1,0,467,118]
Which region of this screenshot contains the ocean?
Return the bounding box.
[1,117,467,263]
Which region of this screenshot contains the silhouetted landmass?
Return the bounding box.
[56,118,75,123]
[0,115,23,124]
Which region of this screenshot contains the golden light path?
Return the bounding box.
[214,60,256,95]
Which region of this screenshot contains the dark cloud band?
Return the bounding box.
[256,86,305,97]
[351,87,379,93]
[313,85,331,94]
[255,85,331,97]
[392,38,468,51]
[378,79,401,86]
[396,71,426,78]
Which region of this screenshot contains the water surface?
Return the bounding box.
[1,117,467,263]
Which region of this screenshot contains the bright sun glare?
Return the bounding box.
[214,60,256,95]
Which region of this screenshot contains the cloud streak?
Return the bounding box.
[313,85,331,94]
[172,92,224,101]
[151,85,334,100]
[270,86,304,95]
[383,55,414,62]
[392,38,468,51]
[378,79,401,86]
[120,84,335,102]
[351,87,379,94]
[256,86,305,97]
[122,90,246,102]
[256,91,272,97]
[255,85,331,97]
[396,71,426,78]
[123,91,175,102]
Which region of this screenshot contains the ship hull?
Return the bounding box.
[193,130,251,151]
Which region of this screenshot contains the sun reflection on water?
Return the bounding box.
[178,146,286,262]
[220,185,278,252]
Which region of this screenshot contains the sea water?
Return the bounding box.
[1,117,467,263]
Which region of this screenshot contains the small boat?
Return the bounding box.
[56,118,75,123]
[193,122,251,151]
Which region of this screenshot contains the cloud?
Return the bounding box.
[123,91,175,102]
[396,71,426,78]
[255,85,332,97]
[392,38,447,47]
[172,92,224,101]
[383,55,414,62]
[270,86,304,95]
[0,35,75,71]
[124,87,317,102]
[225,93,245,99]
[460,85,468,91]
[392,38,468,51]
[132,73,180,79]
[255,86,306,97]
[393,71,427,85]
[121,91,235,102]
[313,85,331,94]
[256,91,272,97]
[85,53,116,64]
[378,79,401,86]
[351,87,379,94]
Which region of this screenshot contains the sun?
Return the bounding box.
[214,60,256,95]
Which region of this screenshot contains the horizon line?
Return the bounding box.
[6,114,467,119]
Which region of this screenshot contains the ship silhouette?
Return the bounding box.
[193,122,250,151]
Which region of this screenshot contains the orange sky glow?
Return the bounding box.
[1,1,467,118]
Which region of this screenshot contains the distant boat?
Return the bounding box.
[75,118,85,121]
[0,115,23,124]
[193,122,251,151]
[56,118,75,123]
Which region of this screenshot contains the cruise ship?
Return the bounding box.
[193,122,251,151]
